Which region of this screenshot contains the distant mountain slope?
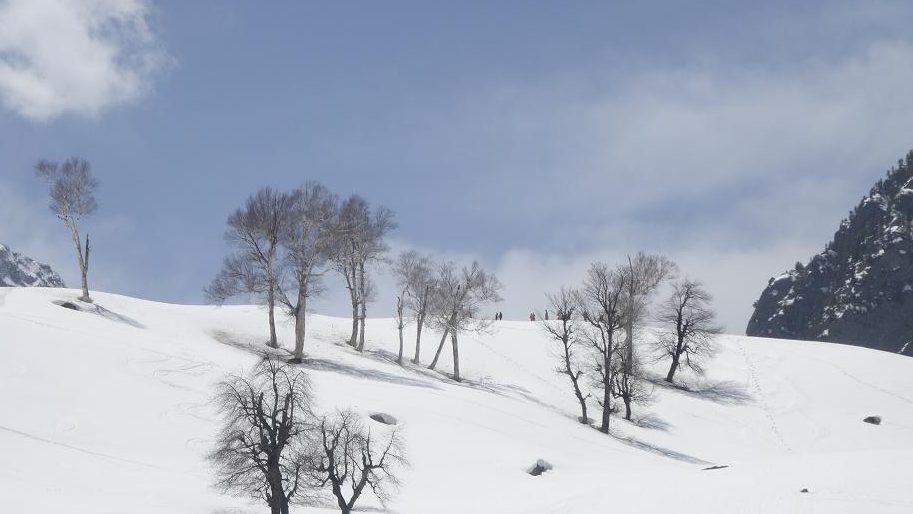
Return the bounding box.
[0,243,65,288]
[747,150,913,355]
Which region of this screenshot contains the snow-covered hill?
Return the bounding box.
[0,243,65,287]
[1,287,911,513]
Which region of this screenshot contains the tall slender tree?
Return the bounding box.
[392,251,436,364]
[207,188,296,348]
[577,262,626,433]
[277,183,339,362]
[333,196,396,351]
[540,287,590,424]
[620,252,677,373]
[427,261,501,382]
[35,157,99,303]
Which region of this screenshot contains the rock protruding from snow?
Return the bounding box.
[369,412,398,425]
[0,243,65,288]
[863,416,882,425]
[527,459,552,476]
[747,150,913,354]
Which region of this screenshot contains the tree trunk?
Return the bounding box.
[451,331,460,382]
[356,263,367,351]
[428,327,449,370]
[412,313,424,364]
[267,462,288,514]
[623,395,632,420]
[344,266,358,347]
[293,290,307,362]
[624,318,634,373]
[665,357,679,383]
[266,280,278,348]
[600,352,611,433]
[69,225,91,303]
[357,302,366,351]
[331,479,348,514]
[349,298,359,347]
[397,321,404,365]
[577,392,589,424]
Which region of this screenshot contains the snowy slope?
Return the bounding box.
[1,287,911,513]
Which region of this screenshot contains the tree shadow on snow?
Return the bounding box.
[53,299,146,329]
[647,375,753,406]
[212,330,440,390]
[610,432,710,465]
[300,357,441,390]
[629,413,674,432]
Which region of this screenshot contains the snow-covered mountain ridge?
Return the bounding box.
[1,287,911,513]
[0,243,65,288]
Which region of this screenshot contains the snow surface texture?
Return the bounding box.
[1,288,911,513]
[0,243,64,287]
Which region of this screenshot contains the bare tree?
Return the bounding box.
[35,158,99,303]
[209,356,317,514]
[611,344,652,420]
[620,252,677,371]
[577,262,626,433]
[206,188,296,348]
[427,261,502,382]
[310,410,406,514]
[392,251,436,364]
[394,293,406,365]
[655,279,722,383]
[277,183,339,362]
[540,287,590,424]
[333,196,396,351]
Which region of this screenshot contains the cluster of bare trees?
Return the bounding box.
[207,185,395,362]
[210,355,406,514]
[540,253,720,433]
[207,186,502,382]
[393,252,502,382]
[34,157,99,303]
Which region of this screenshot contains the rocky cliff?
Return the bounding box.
[0,243,65,288]
[746,151,913,356]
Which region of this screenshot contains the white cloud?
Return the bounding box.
[0,0,170,121]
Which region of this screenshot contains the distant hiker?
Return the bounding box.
[545,310,549,321]
[529,312,536,322]
[498,312,503,320]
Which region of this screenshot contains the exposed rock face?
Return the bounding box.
[0,243,65,288]
[747,151,913,356]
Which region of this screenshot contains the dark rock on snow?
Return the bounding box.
[747,150,913,355]
[369,413,398,425]
[527,459,552,476]
[863,416,882,425]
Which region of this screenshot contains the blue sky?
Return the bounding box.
[2,0,913,331]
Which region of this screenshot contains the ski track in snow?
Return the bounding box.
[821,360,913,406]
[0,424,165,470]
